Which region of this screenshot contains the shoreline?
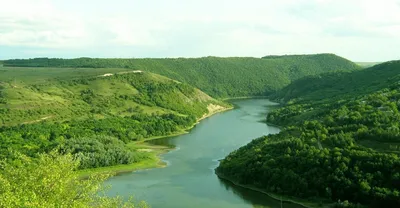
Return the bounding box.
[138,105,234,143]
[222,96,269,101]
[78,144,171,178]
[79,105,234,177]
[215,172,332,208]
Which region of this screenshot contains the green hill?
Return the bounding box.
[271,60,400,104]
[356,62,382,68]
[3,54,360,98]
[0,69,224,126]
[0,69,228,170]
[217,60,400,207]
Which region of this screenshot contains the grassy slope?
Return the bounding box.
[3,54,361,98]
[0,67,233,176]
[0,68,227,126]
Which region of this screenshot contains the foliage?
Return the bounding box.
[0,71,216,170]
[3,54,360,98]
[0,151,148,208]
[0,112,195,169]
[0,71,218,126]
[271,60,400,103]
[217,61,400,207]
[60,136,148,169]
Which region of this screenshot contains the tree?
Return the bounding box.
[0,151,148,208]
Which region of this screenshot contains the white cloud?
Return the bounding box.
[0,0,90,48]
[0,0,399,61]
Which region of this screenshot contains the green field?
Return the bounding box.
[0,67,130,85]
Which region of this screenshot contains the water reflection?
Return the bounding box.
[217,177,304,208]
[107,99,304,208]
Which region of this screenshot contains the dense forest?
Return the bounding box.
[217,60,400,207]
[0,113,196,169]
[271,61,400,103]
[3,54,360,98]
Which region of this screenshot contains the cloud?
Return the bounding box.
[0,0,400,61]
[0,0,90,48]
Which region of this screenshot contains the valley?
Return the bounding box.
[1,55,399,208]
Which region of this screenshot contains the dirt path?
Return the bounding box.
[22,116,53,124]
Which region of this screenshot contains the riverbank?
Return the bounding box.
[78,143,171,178]
[215,172,333,208]
[222,96,269,101]
[78,104,233,177]
[139,104,233,143]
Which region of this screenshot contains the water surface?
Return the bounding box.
[107,99,302,208]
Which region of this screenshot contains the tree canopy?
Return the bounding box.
[0,151,148,208]
[217,60,400,207]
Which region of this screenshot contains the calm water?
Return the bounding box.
[106,99,303,208]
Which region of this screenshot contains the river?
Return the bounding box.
[106,99,303,208]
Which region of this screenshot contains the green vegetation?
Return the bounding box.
[0,70,223,126]
[217,60,400,207]
[3,54,360,98]
[0,151,148,207]
[271,61,400,104]
[0,69,228,174]
[0,53,362,206]
[77,142,169,178]
[356,62,382,68]
[0,66,130,85]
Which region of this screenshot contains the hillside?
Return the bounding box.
[0,69,226,126]
[3,54,360,98]
[217,60,400,207]
[271,60,400,104]
[0,69,228,170]
[356,62,382,68]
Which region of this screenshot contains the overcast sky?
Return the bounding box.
[0,0,399,61]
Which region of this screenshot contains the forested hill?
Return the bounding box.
[271,60,400,103]
[217,60,400,207]
[3,54,360,98]
[0,69,229,170]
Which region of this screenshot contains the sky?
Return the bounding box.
[0,0,400,62]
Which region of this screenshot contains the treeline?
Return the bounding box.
[217,134,400,207]
[3,54,360,98]
[271,60,400,103]
[217,62,400,207]
[0,112,195,169]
